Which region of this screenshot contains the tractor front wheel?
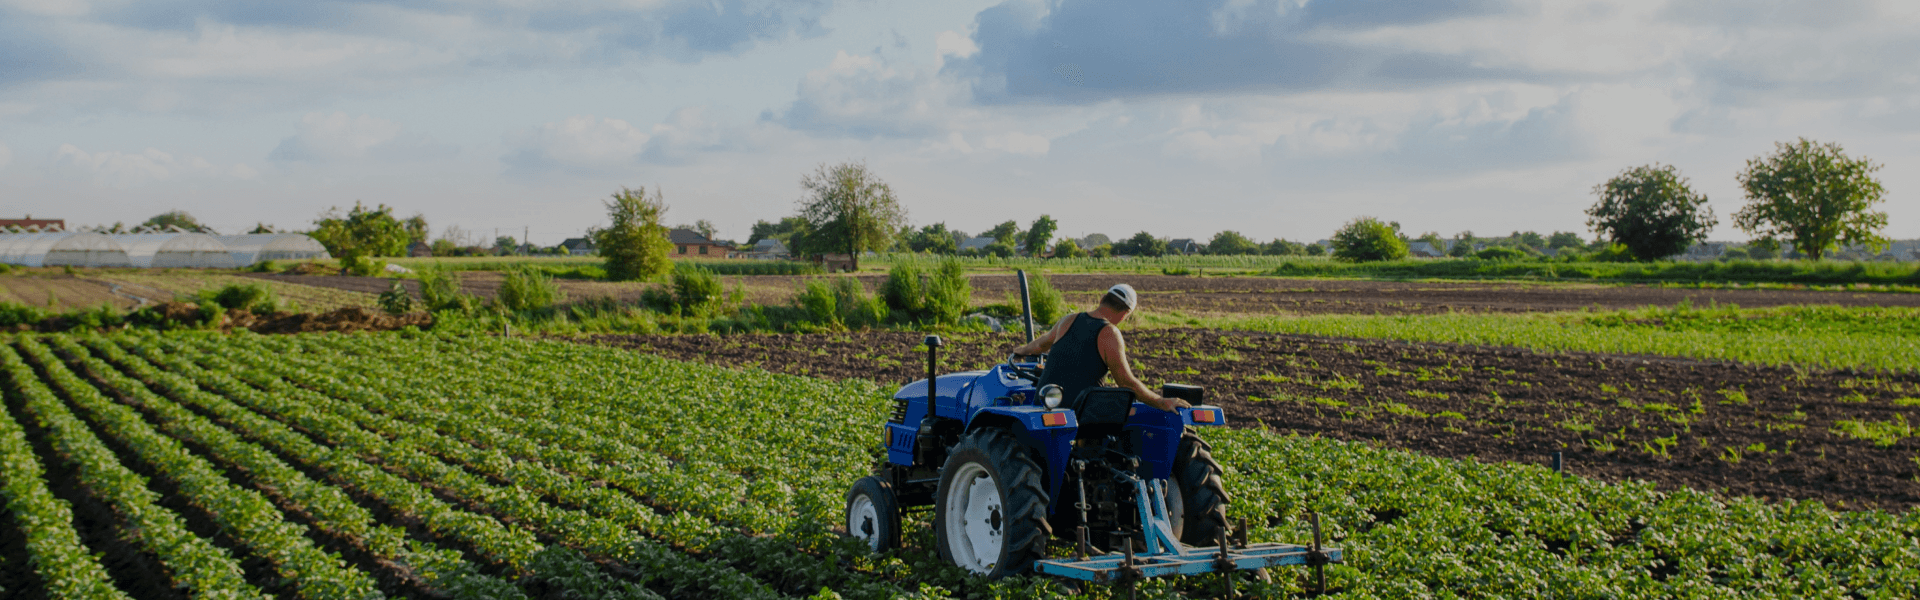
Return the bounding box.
[934,428,1051,579]
[846,476,901,551]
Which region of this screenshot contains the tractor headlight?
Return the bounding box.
[1039,384,1064,410]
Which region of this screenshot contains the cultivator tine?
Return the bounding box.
[1308,511,1327,594]
[1076,526,1091,561]
[1121,540,1139,600]
[1215,527,1237,598]
[1235,517,1248,548]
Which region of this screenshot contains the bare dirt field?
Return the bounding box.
[582,329,1920,511]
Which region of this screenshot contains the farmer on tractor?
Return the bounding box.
[1009,283,1192,414]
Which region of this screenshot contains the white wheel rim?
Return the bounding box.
[848,493,882,550]
[944,462,1004,573]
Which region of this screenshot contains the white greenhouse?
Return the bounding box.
[0,233,133,267]
[113,233,240,269]
[215,234,332,266]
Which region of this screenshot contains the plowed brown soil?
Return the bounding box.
[581,329,1920,510]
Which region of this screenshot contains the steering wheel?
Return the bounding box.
[1004,353,1044,382]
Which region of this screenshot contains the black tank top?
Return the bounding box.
[1037,312,1110,408]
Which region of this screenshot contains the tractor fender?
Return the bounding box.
[966,407,1076,516]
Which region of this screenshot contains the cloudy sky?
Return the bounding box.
[4,0,1916,245]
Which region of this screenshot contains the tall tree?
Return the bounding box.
[403,213,429,246]
[310,202,411,263]
[984,220,1022,245]
[1023,215,1058,256]
[1734,138,1888,260]
[909,223,959,254]
[1585,164,1717,261]
[591,186,674,281]
[1330,217,1409,262]
[795,161,908,271]
[1546,231,1585,250]
[1206,230,1260,255]
[139,210,214,233]
[1114,231,1168,257]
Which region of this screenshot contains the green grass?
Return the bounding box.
[1186,305,1920,372]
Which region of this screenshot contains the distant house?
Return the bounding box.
[0,216,65,232]
[1406,241,1445,258]
[811,253,855,272]
[407,241,433,257]
[743,238,790,259]
[1166,239,1200,254]
[560,238,596,256]
[667,228,733,258]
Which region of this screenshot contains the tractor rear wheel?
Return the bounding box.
[1172,429,1231,546]
[934,428,1052,579]
[846,475,900,551]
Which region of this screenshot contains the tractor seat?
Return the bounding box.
[1070,387,1134,440]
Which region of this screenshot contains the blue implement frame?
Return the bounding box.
[1035,473,1342,583]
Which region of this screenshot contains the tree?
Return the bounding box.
[748,217,812,247]
[984,220,1022,245]
[1585,164,1717,261]
[1330,217,1409,262]
[1113,231,1167,257]
[591,186,674,281]
[1546,231,1585,250]
[694,219,718,240]
[310,202,411,265]
[1509,231,1545,250]
[1733,138,1888,260]
[1023,215,1057,256]
[794,161,909,271]
[1081,233,1112,248]
[1051,239,1087,258]
[1304,243,1326,256]
[1263,239,1304,256]
[908,223,959,254]
[494,236,518,255]
[140,210,214,233]
[403,213,429,246]
[1206,231,1259,255]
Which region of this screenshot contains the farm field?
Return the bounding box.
[1,332,1915,598]
[596,326,1920,511]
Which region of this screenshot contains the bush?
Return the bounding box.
[1012,273,1067,328]
[1331,217,1410,262]
[594,186,674,281]
[0,302,48,327]
[1719,247,1750,262]
[378,280,415,315]
[639,286,676,313]
[881,263,927,317]
[672,264,724,316]
[832,278,888,328]
[343,254,387,277]
[924,260,972,326]
[201,283,278,314]
[1473,246,1530,261]
[497,265,565,311]
[1090,244,1114,258]
[797,280,838,325]
[1050,240,1087,258]
[417,266,474,312]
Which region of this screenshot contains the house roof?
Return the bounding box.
[667,228,712,244]
[958,236,996,251]
[752,239,788,252]
[561,237,593,248]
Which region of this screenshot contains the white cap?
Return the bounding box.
[1105,283,1138,310]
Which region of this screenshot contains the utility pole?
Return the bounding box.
[524,226,530,256]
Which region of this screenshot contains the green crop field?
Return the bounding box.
[0,331,1915,598]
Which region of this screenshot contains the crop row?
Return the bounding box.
[0,343,128,600]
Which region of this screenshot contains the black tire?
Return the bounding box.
[846,476,901,552]
[1172,429,1230,546]
[933,428,1052,579]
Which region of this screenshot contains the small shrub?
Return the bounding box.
[1010,273,1067,327]
[0,301,49,327]
[248,260,278,273]
[497,265,565,311]
[831,278,888,328]
[797,280,838,325]
[881,263,927,319]
[1330,217,1409,262]
[343,254,387,277]
[417,266,474,312]
[378,280,415,315]
[924,259,972,325]
[201,283,278,314]
[639,286,675,313]
[672,264,724,316]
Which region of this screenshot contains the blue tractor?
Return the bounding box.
[845,273,1340,590]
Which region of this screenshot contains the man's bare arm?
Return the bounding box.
[1097,326,1188,412]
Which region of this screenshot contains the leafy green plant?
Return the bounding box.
[200,283,278,314]
[797,280,839,326]
[923,260,971,326]
[497,265,565,312]
[672,264,724,316]
[378,280,415,315]
[1831,415,1912,447]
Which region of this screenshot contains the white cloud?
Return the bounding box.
[0,142,12,168]
[53,143,256,188]
[269,112,411,162]
[503,116,652,173]
[776,51,966,138]
[981,131,1048,156]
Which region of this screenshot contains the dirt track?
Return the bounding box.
[582,329,1920,511]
